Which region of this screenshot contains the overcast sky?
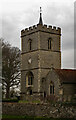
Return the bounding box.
[0,0,75,69]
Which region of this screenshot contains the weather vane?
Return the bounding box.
[40,7,42,14]
[39,7,43,25]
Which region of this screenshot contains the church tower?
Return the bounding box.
[21,8,61,100]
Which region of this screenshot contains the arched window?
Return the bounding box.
[26,71,34,86]
[28,74,33,85]
[50,82,54,94]
[48,38,52,50]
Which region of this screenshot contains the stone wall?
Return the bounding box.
[2,102,76,118]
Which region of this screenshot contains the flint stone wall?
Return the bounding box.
[2,102,76,118]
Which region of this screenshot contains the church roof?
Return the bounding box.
[55,69,76,84]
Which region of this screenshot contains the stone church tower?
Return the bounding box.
[21,8,61,100]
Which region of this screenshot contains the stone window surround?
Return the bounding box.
[48,38,52,50]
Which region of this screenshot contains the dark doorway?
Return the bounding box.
[44,91,46,98]
[30,90,32,95]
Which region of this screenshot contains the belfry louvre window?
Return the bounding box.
[29,39,32,51]
[48,38,51,49]
[29,41,32,50]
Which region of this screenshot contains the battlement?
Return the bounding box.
[21,24,61,37]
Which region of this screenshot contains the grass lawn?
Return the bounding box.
[2,115,76,120]
[19,100,41,104]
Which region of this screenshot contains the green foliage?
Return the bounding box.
[2,98,19,102]
[61,102,76,106]
[2,115,76,120]
[19,100,41,104]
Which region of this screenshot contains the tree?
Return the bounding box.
[2,40,21,98]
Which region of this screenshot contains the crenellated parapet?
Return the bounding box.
[21,24,61,37]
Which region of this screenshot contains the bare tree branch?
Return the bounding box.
[2,39,21,98]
